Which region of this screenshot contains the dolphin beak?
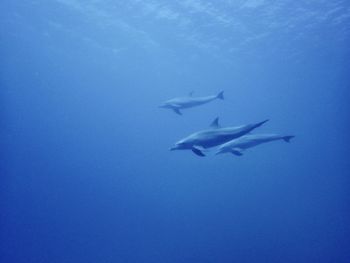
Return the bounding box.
[170,144,181,151]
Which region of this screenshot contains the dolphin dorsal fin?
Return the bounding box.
[188,91,194,97]
[210,117,220,128]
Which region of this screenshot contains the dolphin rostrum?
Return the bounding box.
[170,118,269,157]
[215,134,295,156]
[159,91,224,115]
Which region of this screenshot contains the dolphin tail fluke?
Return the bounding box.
[255,119,269,128]
[216,91,224,100]
[283,135,295,143]
[173,108,182,115]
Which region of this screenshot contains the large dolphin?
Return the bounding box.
[159,91,224,115]
[170,118,269,157]
[215,134,295,156]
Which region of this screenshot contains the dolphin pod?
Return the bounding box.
[160,91,294,157]
[159,91,224,115]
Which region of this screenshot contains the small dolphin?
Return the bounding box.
[170,118,269,157]
[215,134,295,156]
[159,91,224,115]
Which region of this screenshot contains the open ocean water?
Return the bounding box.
[1,1,350,262]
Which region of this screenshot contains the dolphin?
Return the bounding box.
[170,118,269,157]
[159,91,224,115]
[215,134,295,156]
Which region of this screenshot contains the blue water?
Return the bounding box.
[1,1,350,262]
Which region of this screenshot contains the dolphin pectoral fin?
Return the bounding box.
[283,135,295,143]
[192,146,206,157]
[173,108,182,115]
[231,148,243,156]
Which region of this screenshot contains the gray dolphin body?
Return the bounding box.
[160,91,224,115]
[170,118,269,157]
[216,134,295,156]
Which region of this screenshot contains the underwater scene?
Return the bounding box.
[1,1,350,262]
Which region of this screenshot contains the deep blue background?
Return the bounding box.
[1,1,350,262]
